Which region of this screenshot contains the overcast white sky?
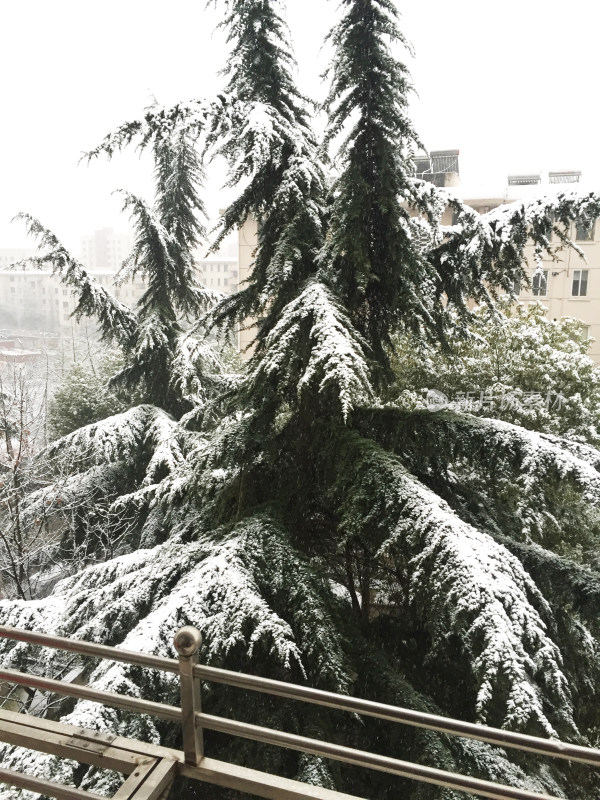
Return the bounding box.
[1,0,599,252]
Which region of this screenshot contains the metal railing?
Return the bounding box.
[0,624,598,800]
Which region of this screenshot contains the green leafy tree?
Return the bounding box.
[390,301,600,445]
[2,2,600,799]
[48,350,133,439]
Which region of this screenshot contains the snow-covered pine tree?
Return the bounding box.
[205,0,327,345]
[320,0,425,370]
[6,129,227,578]
[2,1,600,799]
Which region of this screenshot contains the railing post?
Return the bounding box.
[173,626,203,766]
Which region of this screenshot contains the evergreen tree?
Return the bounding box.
[2,2,600,799]
[17,125,220,418]
[206,0,327,347]
[321,0,424,369]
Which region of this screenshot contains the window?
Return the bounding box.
[576,221,595,241]
[545,210,556,242]
[513,278,521,296]
[572,269,589,297]
[532,270,548,297]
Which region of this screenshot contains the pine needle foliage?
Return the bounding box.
[204,0,328,346]
[17,127,221,417]
[321,0,426,369]
[3,2,600,798]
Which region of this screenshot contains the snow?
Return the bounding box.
[252,280,373,420]
[343,436,573,736]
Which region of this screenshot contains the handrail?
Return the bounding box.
[0,667,181,722]
[194,662,600,767]
[0,624,598,800]
[0,625,179,674]
[1,625,596,769]
[197,712,564,800]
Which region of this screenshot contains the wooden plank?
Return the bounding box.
[0,766,106,800]
[130,758,178,800]
[90,734,365,800]
[0,708,364,800]
[112,761,157,800]
[0,709,143,773]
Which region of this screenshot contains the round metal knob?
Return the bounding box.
[173,626,202,657]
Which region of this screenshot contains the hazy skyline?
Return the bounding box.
[1,0,598,252]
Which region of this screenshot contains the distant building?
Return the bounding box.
[80,228,133,272]
[196,258,239,295]
[0,237,239,339]
[414,149,460,188]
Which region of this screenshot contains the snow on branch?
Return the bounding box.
[396,476,572,736]
[142,409,188,487]
[82,97,224,160]
[366,406,600,550]
[0,515,346,681]
[463,414,600,500]
[0,513,348,792]
[381,407,600,502]
[170,334,227,406]
[338,434,573,736]
[427,189,600,310]
[114,191,174,288]
[42,405,157,470]
[20,463,127,527]
[250,280,374,419]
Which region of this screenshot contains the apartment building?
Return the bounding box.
[80,228,132,272]
[0,231,239,338]
[0,247,58,330]
[414,155,600,363]
[196,258,239,295]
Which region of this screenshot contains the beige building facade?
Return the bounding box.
[80,228,132,272]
